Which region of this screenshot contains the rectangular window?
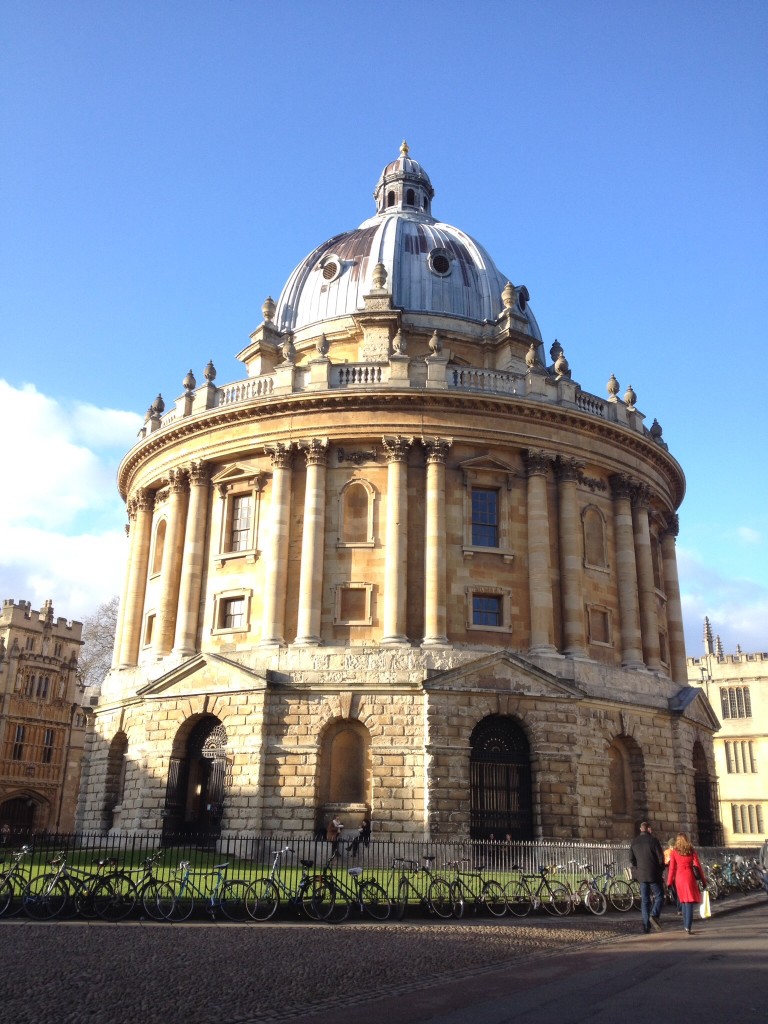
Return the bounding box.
[588,607,611,645]
[12,725,25,761]
[230,495,253,552]
[42,729,55,764]
[223,597,245,629]
[471,489,499,547]
[144,614,155,647]
[472,594,502,627]
[720,686,752,720]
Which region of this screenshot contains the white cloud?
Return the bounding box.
[678,546,768,657]
[0,380,139,620]
[736,526,762,545]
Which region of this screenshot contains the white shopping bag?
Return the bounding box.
[699,889,712,919]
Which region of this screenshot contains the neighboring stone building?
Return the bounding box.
[0,599,87,832]
[78,144,720,844]
[688,619,767,847]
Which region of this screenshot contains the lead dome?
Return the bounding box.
[274,141,541,339]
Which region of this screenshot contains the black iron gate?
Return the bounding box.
[162,718,228,843]
[470,716,533,840]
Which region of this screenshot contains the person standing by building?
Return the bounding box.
[327,815,343,855]
[630,820,665,933]
[666,832,707,934]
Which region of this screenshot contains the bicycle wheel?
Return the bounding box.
[219,879,250,922]
[165,886,195,922]
[427,876,454,919]
[481,880,507,917]
[245,878,280,922]
[395,878,410,920]
[542,882,571,916]
[23,875,69,920]
[139,880,175,921]
[313,880,350,924]
[75,875,104,919]
[361,880,391,921]
[299,876,325,920]
[584,888,607,916]
[607,878,634,912]
[504,879,532,917]
[0,878,14,917]
[94,874,138,922]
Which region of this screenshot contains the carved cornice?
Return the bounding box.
[117,389,685,509]
[300,437,330,466]
[421,437,453,464]
[381,436,413,463]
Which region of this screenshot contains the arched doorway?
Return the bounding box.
[470,715,533,840]
[103,731,128,830]
[0,795,37,833]
[693,741,722,845]
[607,735,646,839]
[162,716,229,841]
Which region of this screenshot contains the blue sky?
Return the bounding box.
[1,0,766,655]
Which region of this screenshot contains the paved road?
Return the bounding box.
[0,899,764,1024]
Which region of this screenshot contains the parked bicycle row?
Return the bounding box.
[1,844,660,923]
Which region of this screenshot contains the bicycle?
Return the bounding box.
[504,865,572,917]
[312,853,391,923]
[385,855,454,921]
[245,846,326,922]
[90,850,174,922]
[569,862,608,916]
[22,851,111,921]
[0,845,33,918]
[162,860,251,922]
[446,859,506,919]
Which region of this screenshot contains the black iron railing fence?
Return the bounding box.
[1,830,759,882]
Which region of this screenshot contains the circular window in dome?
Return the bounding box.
[428,248,452,277]
[319,256,341,282]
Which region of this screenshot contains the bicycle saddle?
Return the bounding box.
[300,859,314,868]
[213,862,229,870]
[348,867,363,877]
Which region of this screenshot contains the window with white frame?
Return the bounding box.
[213,467,267,564]
[212,590,252,634]
[460,458,515,560]
[465,586,512,632]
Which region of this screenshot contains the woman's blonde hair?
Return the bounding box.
[674,832,694,856]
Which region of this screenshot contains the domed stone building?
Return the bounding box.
[78,144,721,844]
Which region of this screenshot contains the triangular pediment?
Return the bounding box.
[210,462,266,487]
[136,652,267,698]
[458,455,517,477]
[669,686,721,731]
[424,650,585,699]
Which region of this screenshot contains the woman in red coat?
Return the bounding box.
[666,832,707,934]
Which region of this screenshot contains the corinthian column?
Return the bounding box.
[524,450,556,654]
[118,489,155,667]
[610,474,644,668]
[294,438,329,646]
[632,485,661,671]
[422,437,452,647]
[381,436,413,645]
[556,456,586,657]
[155,469,189,658]
[173,461,211,657]
[259,443,294,646]
[661,513,687,684]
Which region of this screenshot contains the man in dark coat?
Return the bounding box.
[630,821,665,933]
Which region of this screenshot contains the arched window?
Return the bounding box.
[104,731,128,828]
[406,188,415,205]
[583,506,608,568]
[317,719,371,830]
[151,519,166,575]
[470,716,533,840]
[387,190,395,207]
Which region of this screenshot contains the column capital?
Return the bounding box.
[421,437,453,464]
[663,512,680,538]
[555,455,584,483]
[168,467,188,494]
[187,460,210,486]
[265,442,295,469]
[299,437,330,466]
[130,488,156,516]
[609,473,635,501]
[631,482,653,509]
[382,435,414,462]
[524,449,553,477]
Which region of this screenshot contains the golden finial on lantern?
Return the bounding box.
[400,139,410,157]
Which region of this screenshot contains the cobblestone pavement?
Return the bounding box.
[0,895,761,1024]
